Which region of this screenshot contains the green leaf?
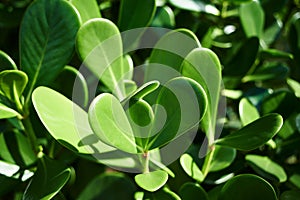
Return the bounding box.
[124,80,138,97]
[218,174,277,200]
[32,86,112,154]
[71,0,101,23]
[259,49,294,60]
[169,0,219,15]
[118,0,156,31]
[76,18,125,100]
[180,153,204,182]
[245,154,287,182]
[240,1,264,38]
[123,54,134,80]
[239,98,260,126]
[287,79,300,98]
[215,114,283,151]
[290,174,300,189]
[144,187,181,200]
[88,93,138,153]
[78,173,136,200]
[0,103,21,119]
[20,0,80,102]
[151,6,175,28]
[181,48,222,144]
[0,130,36,167]
[146,29,200,83]
[0,70,28,102]
[0,50,17,70]
[23,156,71,200]
[280,190,300,200]
[179,182,209,200]
[147,77,207,149]
[135,170,168,192]
[209,145,236,172]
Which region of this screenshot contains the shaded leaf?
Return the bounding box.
[179,182,208,200]
[0,50,17,70]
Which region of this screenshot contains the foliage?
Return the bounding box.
[1,0,300,199]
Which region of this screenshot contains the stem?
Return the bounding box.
[142,152,150,173]
[22,117,39,154]
[201,144,216,178]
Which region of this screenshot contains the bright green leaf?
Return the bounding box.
[135,170,168,192]
[215,114,283,151]
[71,0,101,23]
[88,93,138,153]
[219,174,277,200]
[245,154,287,182]
[20,0,80,102]
[169,0,219,15]
[180,153,204,182]
[0,103,21,119]
[239,98,260,126]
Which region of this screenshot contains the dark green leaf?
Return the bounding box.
[280,190,300,200]
[151,6,175,28]
[209,145,236,172]
[0,50,17,70]
[179,182,208,200]
[239,98,260,126]
[144,187,181,200]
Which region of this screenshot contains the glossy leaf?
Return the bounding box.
[179,182,208,200]
[239,98,260,126]
[287,79,300,98]
[23,156,71,200]
[71,0,101,23]
[218,174,277,200]
[135,170,168,192]
[209,145,236,172]
[181,48,222,144]
[151,6,175,28]
[77,173,136,200]
[20,0,80,100]
[169,0,219,15]
[180,153,204,182]
[215,114,283,151]
[0,50,17,70]
[240,1,264,38]
[76,18,125,99]
[146,29,200,83]
[118,0,156,31]
[88,93,138,153]
[32,86,112,154]
[0,70,28,102]
[245,154,287,182]
[259,49,293,60]
[0,103,21,119]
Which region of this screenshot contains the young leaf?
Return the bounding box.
[76,18,125,99]
[218,174,277,200]
[135,170,168,192]
[0,70,28,102]
[245,154,287,182]
[71,0,101,23]
[180,154,204,183]
[209,145,236,172]
[287,78,300,98]
[88,93,138,153]
[118,0,156,31]
[240,1,264,38]
[20,0,80,102]
[215,114,283,151]
[239,98,260,126]
[23,156,71,200]
[179,182,209,200]
[0,103,21,119]
[0,50,17,70]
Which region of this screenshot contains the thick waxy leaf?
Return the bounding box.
[20,0,80,100]
[240,1,264,38]
[88,93,137,153]
[215,114,283,151]
[287,79,300,98]
[32,86,111,154]
[0,50,17,70]
[180,153,204,182]
[71,0,101,23]
[280,190,300,200]
[218,174,277,200]
[181,48,222,145]
[23,156,71,200]
[147,77,207,149]
[151,6,175,28]
[259,49,294,60]
[246,154,287,182]
[135,170,168,192]
[209,145,236,172]
[0,70,28,102]
[179,182,208,200]
[239,98,260,126]
[0,103,21,119]
[76,18,126,99]
[146,29,200,83]
[78,173,136,200]
[118,0,156,31]
[169,0,219,15]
